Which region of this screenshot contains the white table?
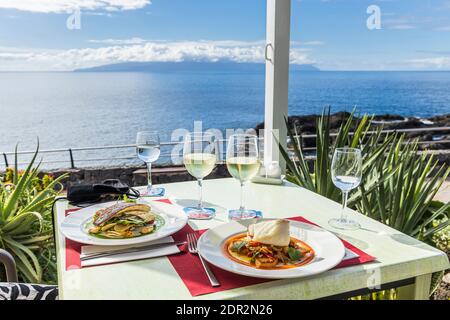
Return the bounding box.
[55,178,449,300]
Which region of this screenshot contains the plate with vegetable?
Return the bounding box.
[60,200,187,246]
[197,219,345,279]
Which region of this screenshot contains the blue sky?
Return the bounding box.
[0,0,450,71]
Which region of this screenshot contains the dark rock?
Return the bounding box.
[372,114,405,121]
[256,112,450,151]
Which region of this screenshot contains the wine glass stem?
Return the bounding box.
[341,190,349,221]
[197,178,203,210]
[239,181,245,214]
[146,162,153,192]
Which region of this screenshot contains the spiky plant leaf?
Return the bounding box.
[1,142,66,284]
[279,108,450,244]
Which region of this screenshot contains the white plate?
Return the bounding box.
[197,219,345,279]
[60,200,187,246]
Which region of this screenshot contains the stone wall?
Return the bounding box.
[47,164,231,188]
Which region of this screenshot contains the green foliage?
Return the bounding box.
[0,143,67,283]
[432,218,450,252]
[280,108,450,241]
[281,109,450,299]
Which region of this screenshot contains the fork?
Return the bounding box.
[187,233,220,287]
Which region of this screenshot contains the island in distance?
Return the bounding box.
[74,61,320,73]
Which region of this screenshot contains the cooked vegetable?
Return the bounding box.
[88,202,159,239]
[141,226,154,234]
[226,234,314,269]
[287,247,302,261]
[231,241,247,253]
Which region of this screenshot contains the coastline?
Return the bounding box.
[256,112,450,151]
[25,112,449,189]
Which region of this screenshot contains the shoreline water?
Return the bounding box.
[1,71,450,168]
[1,112,449,171]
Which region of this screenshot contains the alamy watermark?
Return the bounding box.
[66,7,81,30]
[367,5,382,30]
[168,121,279,167]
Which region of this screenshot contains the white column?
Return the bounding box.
[264,0,291,172]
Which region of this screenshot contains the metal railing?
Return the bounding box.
[0,139,235,168]
[1,126,449,169]
[1,142,182,168]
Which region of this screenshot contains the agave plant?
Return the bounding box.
[280,109,397,203]
[0,143,67,283]
[280,108,450,241]
[356,136,450,239]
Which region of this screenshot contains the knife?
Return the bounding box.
[80,241,186,261]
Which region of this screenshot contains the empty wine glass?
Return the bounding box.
[136,131,165,197]
[329,147,362,230]
[226,133,262,220]
[183,132,217,220]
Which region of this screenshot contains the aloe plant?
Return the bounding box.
[280,109,450,241]
[0,143,67,283]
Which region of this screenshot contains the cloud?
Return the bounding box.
[435,26,450,31]
[298,40,324,46]
[383,17,417,30]
[88,37,148,45]
[0,0,151,13]
[409,57,450,69]
[89,38,325,47]
[388,24,416,30]
[0,40,316,71]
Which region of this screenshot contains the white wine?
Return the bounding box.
[226,156,260,182]
[184,153,216,179]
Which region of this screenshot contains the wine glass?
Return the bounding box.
[226,133,262,220]
[183,132,217,220]
[329,147,362,230]
[136,131,165,197]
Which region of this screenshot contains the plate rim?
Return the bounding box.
[60,200,188,246]
[197,219,346,279]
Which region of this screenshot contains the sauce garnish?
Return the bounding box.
[223,233,315,270]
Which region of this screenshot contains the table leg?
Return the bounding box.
[397,274,432,300]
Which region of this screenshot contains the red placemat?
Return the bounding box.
[64,199,173,270]
[167,216,375,296]
[63,200,376,296]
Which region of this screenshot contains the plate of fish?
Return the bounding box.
[197,219,345,279]
[60,200,188,246]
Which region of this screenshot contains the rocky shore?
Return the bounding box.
[256,112,450,151]
[37,112,449,187]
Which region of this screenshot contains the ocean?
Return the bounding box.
[0,70,449,168]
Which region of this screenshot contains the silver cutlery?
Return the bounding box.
[80,241,186,261]
[187,233,220,287]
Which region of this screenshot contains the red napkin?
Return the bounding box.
[65,209,84,270]
[63,199,376,296]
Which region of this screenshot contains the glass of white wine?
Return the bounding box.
[136,131,165,197]
[329,147,362,230]
[183,132,217,220]
[226,133,261,220]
